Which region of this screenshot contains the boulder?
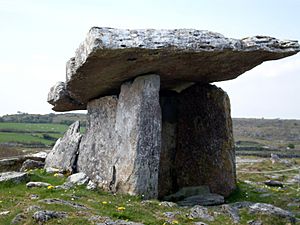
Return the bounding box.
[20,159,45,172]
[175,83,236,197]
[44,121,82,173]
[0,171,27,183]
[48,27,299,111]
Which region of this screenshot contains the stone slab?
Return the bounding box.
[48,27,300,111]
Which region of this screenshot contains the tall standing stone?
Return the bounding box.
[175,83,236,197]
[44,121,82,173]
[114,75,161,199]
[77,96,118,191]
[158,91,179,198]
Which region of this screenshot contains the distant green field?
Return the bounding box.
[0,122,70,147]
[0,122,68,133]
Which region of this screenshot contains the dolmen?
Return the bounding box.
[46,27,299,199]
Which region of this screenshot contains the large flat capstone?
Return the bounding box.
[48,27,300,111]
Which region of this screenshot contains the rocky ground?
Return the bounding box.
[0,154,299,224]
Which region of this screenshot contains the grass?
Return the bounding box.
[0,132,54,146]
[0,123,68,133]
[0,157,299,224]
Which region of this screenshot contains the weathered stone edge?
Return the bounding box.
[66,27,300,81]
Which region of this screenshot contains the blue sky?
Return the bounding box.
[0,0,299,118]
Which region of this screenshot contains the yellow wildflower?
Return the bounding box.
[47,185,54,190]
[117,206,126,211]
[102,201,108,204]
[172,220,179,224]
[53,173,59,177]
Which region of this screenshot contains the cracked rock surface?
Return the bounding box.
[48,27,300,111]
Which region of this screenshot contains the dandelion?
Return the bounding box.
[47,185,54,190]
[102,201,108,204]
[54,173,59,177]
[172,220,179,224]
[117,206,126,211]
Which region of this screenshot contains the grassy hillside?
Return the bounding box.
[233,118,300,158]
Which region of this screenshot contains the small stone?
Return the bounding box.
[0,172,27,183]
[163,211,180,219]
[247,220,263,225]
[86,180,97,190]
[264,180,284,187]
[287,174,300,184]
[26,181,51,188]
[30,194,39,200]
[188,205,214,221]
[270,153,280,164]
[222,204,240,224]
[45,167,61,174]
[159,201,177,207]
[0,211,10,216]
[11,213,27,224]
[39,198,89,210]
[66,172,89,185]
[33,210,67,222]
[193,222,208,225]
[25,205,42,212]
[249,203,296,223]
[259,193,272,198]
[20,159,44,172]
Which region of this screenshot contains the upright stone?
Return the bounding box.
[176,83,236,197]
[158,91,179,198]
[114,75,161,199]
[77,96,118,191]
[44,121,82,173]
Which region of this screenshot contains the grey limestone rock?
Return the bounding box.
[264,180,284,187]
[77,96,118,191]
[0,171,27,183]
[114,75,161,199]
[26,181,51,188]
[78,74,161,199]
[66,172,89,185]
[44,121,82,173]
[48,27,299,111]
[249,203,296,223]
[11,213,26,224]
[33,210,67,222]
[48,81,85,111]
[178,193,224,207]
[25,205,42,212]
[188,205,215,221]
[20,159,44,172]
[175,83,236,197]
[39,198,89,210]
[222,204,240,224]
